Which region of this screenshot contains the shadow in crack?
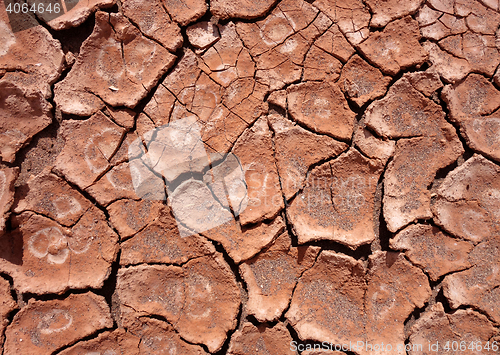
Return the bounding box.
[0,229,23,266]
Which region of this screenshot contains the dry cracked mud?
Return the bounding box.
[0,0,500,354]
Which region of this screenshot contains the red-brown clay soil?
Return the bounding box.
[1,0,500,354]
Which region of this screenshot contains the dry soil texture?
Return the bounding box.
[0,0,500,354]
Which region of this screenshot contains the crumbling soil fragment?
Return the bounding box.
[408,303,498,355]
[180,257,239,352]
[162,0,207,26]
[129,318,209,355]
[127,156,167,202]
[311,0,371,44]
[440,32,499,77]
[233,117,284,225]
[86,162,141,206]
[58,328,140,355]
[138,116,209,185]
[353,121,395,164]
[383,135,464,232]
[0,277,16,354]
[157,31,265,154]
[120,205,215,265]
[443,236,500,320]
[202,153,248,217]
[13,172,92,227]
[269,114,348,200]
[288,149,384,249]
[240,232,320,322]
[61,322,208,355]
[287,82,356,141]
[111,132,142,166]
[303,45,343,82]
[423,41,472,83]
[117,265,185,323]
[286,251,367,347]
[495,67,500,87]
[253,47,303,92]
[432,154,500,243]
[418,0,500,78]
[0,75,53,163]
[313,24,356,63]
[430,156,500,323]
[391,224,473,281]
[365,77,464,232]
[107,107,136,130]
[458,114,500,163]
[443,74,500,120]
[227,322,295,355]
[121,0,183,52]
[235,0,325,91]
[405,71,444,97]
[202,216,286,264]
[442,74,500,162]
[107,199,163,240]
[286,251,431,355]
[211,0,279,20]
[47,0,116,30]
[4,292,113,355]
[142,84,175,127]
[0,166,18,235]
[187,21,220,49]
[168,178,235,236]
[54,12,176,116]
[0,8,64,88]
[2,206,118,295]
[358,17,428,76]
[364,252,432,354]
[364,76,451,138]
[117,254,240,352]
[416,4,467,41]
[201,22,247,86]
[366,0,426,27]
[54,111,125,190]
[339,55,392,107]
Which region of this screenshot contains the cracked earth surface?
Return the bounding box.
[1,0,500,354]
